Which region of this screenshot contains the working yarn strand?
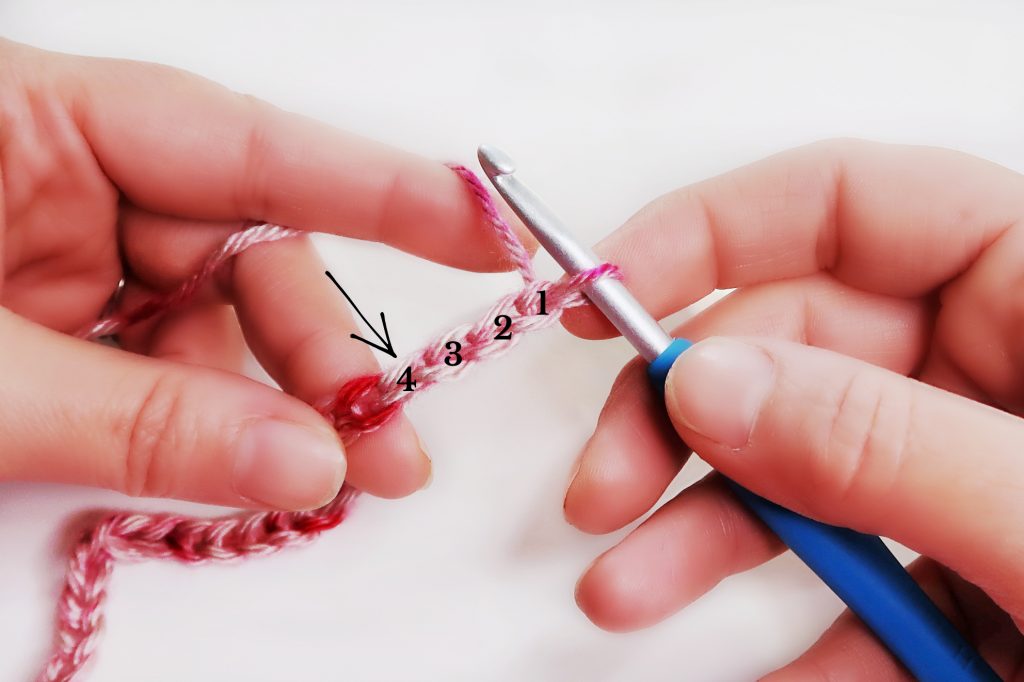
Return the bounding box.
[41,165,619,682]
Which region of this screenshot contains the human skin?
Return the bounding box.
[561,140,1024,679]
[5,35,1022,679]
[0,38,532,511]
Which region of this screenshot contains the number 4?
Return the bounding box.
[397,366,417,392]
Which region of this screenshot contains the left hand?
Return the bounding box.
[0,39,531,510]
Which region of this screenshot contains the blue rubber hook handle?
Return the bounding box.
[649,339,999,682]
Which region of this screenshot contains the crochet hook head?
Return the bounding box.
[478,145,673,361]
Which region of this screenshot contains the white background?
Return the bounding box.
[2,1,1023,680]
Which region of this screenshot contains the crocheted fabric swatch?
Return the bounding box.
[40,164,619,682]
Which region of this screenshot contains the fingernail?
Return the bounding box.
[566,438,589,491]
[664,338,774,448]
[416,433,433,490]
[415,431,431,460]
[562,435,593,521]
[233,420,346,509]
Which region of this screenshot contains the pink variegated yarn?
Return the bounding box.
[40,164,619,682]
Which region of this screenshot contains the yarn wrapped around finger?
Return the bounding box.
[41,164,620,682]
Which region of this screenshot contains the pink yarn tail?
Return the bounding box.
[40,488,359,682]
[40,163,619,681]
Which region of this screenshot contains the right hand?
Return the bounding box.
[562,139,1024,678]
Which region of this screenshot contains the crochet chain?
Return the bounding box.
[40,165,619,682]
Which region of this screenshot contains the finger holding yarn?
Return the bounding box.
[41,163,620,682]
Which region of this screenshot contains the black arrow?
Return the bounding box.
[325,270,397,358]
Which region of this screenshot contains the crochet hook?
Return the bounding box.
[477,145,998,682]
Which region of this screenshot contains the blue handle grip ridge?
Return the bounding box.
[647,338,998,682]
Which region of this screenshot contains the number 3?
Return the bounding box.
[444,341,463,366]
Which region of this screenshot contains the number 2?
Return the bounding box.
[494,315,512,340]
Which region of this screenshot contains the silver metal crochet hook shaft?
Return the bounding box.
[476,144,1002,682]
[477,145,672,362]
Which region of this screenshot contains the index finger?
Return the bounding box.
[48,46,531,272]
[563,139,1024,337]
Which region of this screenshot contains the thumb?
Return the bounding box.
[663,336,1024,602]
[0,310,345,510]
